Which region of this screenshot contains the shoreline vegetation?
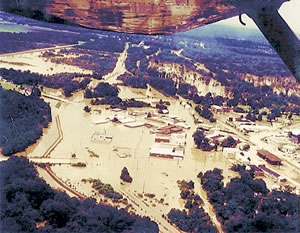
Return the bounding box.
[0,87,52,156]
[0,156,159,233]
[199,166,299,232]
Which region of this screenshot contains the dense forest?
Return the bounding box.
[198,167,299,233]
[0,156,159,232]
[91,97,150,110]
[84,82,119,98]
[0,87,51,156]
[167,180,217,232]
[119,36,299,123]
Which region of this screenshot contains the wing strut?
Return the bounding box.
[226,0,299,81]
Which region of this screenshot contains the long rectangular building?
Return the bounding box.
[257,149,282,165]
[150,144,184,159]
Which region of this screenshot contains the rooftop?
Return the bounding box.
[258,165,280,178]
[257,149,281,163]
[150,144,184,158]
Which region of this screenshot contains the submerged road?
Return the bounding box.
[43,164,87,200]
[117,188,182,233]
[38,163,182,233]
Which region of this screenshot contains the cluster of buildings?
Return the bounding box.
[264,130,299,162]
[149,133,187,159]
[249,164,286,183]
[146,113,190,129]
[198,124,241,149]
[210,105,230,114]
[226,117,270,134]
[140,112,190,159]
[92,109,191,130]
[90,108,190,159]
[257,149,282,165]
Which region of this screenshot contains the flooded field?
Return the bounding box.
[1,43,298,229]
[44,89,239,214]
[17,83,283,218]
[0,48,93,75]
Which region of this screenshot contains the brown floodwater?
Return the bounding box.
[2,45,298,224]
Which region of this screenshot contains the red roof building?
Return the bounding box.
[258,165,280,179]
[257,149,282,165]
[156,125,184,135]
[249,165,264,177]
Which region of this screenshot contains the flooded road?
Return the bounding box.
[2,44,299,233]
[34,86,238,218]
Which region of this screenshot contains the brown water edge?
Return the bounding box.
[37,85,239,217]
[15,97,61,158]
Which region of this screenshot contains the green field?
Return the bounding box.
[0,80,20,91]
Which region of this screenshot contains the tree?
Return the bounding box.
[0,87,51,156]
[221,136,237,148]
[83,106,91,113]
[120,167,132,183]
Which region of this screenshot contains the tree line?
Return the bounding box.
[167,180,217,232]
[0,68,91,97]
[198,167,299,232]
[0,156,159,232]
[0,87,51,156]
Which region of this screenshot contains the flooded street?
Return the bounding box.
[1,43,299,233]
[33,85,240,216]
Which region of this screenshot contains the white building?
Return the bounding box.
[239,125,269,133]
[150,144,184,159]
[268,136,290,148]
[155,133,186,146]
[236,153,250,165]
[124,122,145,128]
[281,144,297,154]
[175,122,190,129]
[223,148,239,159]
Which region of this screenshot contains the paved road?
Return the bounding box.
[42,93,74,104]
[43,115,63,158]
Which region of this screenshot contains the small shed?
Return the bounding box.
[223,148,239,159]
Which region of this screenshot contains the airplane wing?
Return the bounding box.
[0,0,240,34]
[0,0,299,80]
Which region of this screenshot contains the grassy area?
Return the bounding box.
[84,178,122,200]
[78,41,86,45]
[0,25,28,33]
[259,107,270,114]
[0,80,21,92]
[236,104,251,112]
